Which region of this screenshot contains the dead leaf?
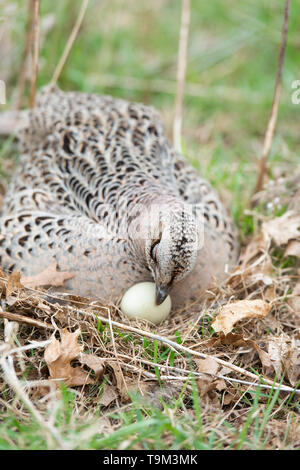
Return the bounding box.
[239,233,269,267]
[229,251,273,292]
[206,329,295,381]
[268,338,289,375]
[108,361,132,402]
[99,385,118,407]
[196,357,219,376]
[21,261,75,289]
[79,353,105,380]
[251,337,300,386]
[212,299,271,335]
[262,211,300,246]
[197,377,226,408]
[287,284,300,314]
[250,341,280,377]
[206,332,250,349]
[44,328,103,387]
[6,271,23,297]
[252,336,295,380]
[223,387,240,405]
[264,285,277,302]
[284,240,300,258]
[284,345,300,387]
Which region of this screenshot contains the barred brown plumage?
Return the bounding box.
[0,85,239,310]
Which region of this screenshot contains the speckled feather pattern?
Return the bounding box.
[0,86,239,309]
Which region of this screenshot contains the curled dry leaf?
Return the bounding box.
[223,387,241,406]
[197,377,226,408]
[262,211,300,246]
[206,331,298,384]
[79,353,105,381]
[239,233,269,267]
[108,361,132,402]
[99,385,118,407]
[284,240,300,258]
[212,299,271,336]
[249,338,288,378]
[284,345,300,387]
[264,285,277,302]
[21,260,75,289]
[229,243,273,293]
[254,337,300,386]
[206,332,247,348]
[267,338,289,376]
[45,328,88,387]
[206,332,275,376]
[45,328,104,387]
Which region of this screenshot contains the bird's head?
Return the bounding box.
[144,203,199,305]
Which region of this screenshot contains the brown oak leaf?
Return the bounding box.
[284,345,300,387]
[262,211,300,246]
[45,328,104,387]
[99,385,118,407]
[212,299,271,335]
[21,260,75,289]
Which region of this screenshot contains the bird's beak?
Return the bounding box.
[155,283,169,305]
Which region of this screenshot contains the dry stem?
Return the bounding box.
[252,0,290,199]
[173,0,190,153]
[51,0,89,85]
[0,309,53,330]
[81,309,298,393]
[14,0,35,110]
[29,0,40,109]
[0,345,69,449]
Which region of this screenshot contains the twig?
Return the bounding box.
[102,350,300,394]
[51,0,89,85]
[0,355,70,449]
[173,0,190,152]
[79,309,298,393]
[29,0,40,109]
[14,0,35,110]
[1,283,297,395]
[0,309,54,330]
[1,339,51,357]
[5,283,293,394]
[107,309,129,396]
[252,0,290,199]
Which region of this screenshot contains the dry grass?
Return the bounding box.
[0,168,299,449]
[252,0,291,197]
[0,0,300,451]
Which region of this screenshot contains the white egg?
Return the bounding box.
[120,282,171,324]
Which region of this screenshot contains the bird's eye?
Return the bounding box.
[150,239,160,263]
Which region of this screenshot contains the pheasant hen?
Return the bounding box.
[0,86,239,310]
